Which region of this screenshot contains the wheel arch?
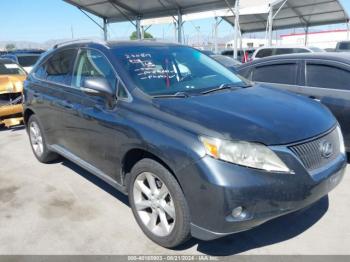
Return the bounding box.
[23,108,35,127]
[121,148,182,192]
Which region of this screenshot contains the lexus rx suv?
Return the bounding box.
[23,41,347,248]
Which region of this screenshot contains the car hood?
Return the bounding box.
[152,85,336,145]
[0,75,26,94]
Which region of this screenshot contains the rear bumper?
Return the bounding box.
[177,150,347,241]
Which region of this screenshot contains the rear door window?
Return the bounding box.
[35,49,77,85]
[306,63,350,90]
[253,63,298,85]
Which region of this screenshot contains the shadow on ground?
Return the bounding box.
[0,125,25,132]
[61,159,129,206]
[60,158,328,256]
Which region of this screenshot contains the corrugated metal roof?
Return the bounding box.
[224,0,349,33]
[63,0,235,23]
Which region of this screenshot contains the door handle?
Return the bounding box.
[309,96,321,102]
[62,100,74,109]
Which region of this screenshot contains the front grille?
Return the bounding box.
[289,127,341,172]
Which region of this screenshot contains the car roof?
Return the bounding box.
[53,40,183,50]
[239,52,350,69]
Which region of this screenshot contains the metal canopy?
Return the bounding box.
[223,0,349,33]
[63,0,235,23]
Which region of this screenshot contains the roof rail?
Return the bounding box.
[53,39,107,49]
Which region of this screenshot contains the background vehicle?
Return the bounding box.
[210,54,241,72]
[221,48,256,63]
[200,50,215,56]
[24,41,346,248]
[237,52,350,151]
[0,58,26,127]
[335,41,350,52]
[251,46,324,60]
[1,50,44,73]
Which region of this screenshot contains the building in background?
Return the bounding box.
[281,29,350,50]
[225,38,271,49]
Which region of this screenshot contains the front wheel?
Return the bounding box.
[28,115,59,163]
[128,159,191,248]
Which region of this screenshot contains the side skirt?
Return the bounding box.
[48,144,128,195]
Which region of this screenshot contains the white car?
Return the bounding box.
[251,46,325,60]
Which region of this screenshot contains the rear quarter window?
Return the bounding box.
[306,63,350,90]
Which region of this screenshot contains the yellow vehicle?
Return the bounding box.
[0,58,26,127]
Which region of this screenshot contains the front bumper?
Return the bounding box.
[177,147,347,241]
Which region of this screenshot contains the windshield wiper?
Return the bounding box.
[201,83,251,95]
[152,92,190,99]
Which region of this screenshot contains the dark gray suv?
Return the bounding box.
[23,41,347,248]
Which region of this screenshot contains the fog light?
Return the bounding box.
[232,206,243,218]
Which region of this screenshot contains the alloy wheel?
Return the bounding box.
[29,121,44,157]
[133,172,176,237]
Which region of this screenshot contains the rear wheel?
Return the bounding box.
[128,159,191,248]
[28,115,59,163]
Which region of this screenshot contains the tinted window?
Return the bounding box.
[17,55,40,67]
[255,49,273,58]
[73,49,117,90]
[117,81,128,99]
[112,46,246,96]
[306,63,350,90]
[253,63,298,85]
[35,49,76,85]
[275,48,295,55]
[238,67,253,80]
[221,50,233,56]
[338,42,350,51]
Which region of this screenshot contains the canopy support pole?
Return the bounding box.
[214,17,219,53]
[178,9,183,44]
[233,0,240,60]
[268,5,273,46]
[304,26,309,46]
[136,17,142,40]
[103,18,108,41]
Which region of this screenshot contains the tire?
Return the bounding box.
[28,115,59,163]
[128,158,191,248]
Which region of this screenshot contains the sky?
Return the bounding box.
[1,0,350,43]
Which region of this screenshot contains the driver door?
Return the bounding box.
[65,48,122,180]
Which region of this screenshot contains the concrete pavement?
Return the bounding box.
[0,126,349,255]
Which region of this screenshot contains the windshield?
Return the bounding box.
[112,46,247,96]
[0,61,26,75]
[17,55,40,67]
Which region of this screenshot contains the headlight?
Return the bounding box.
[200,136,291,173]
[337,125,345,154]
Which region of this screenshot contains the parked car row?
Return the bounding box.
[22,40,346,248]
[221,46,324,62]
[236,52,350,151]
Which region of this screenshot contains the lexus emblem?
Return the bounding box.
[320,141,333,158]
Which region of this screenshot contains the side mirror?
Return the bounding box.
[82,77,115,106]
